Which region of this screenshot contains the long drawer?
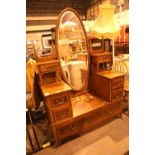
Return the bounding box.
[56,117,84,139]
[84,100,121,130]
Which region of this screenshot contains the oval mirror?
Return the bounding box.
[56,8,89,91]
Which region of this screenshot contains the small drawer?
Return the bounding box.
[103,55,110,60]
[97,57,103,62]
[51,92,70,107]
[111,89,123,101]
[53,105,72,122]
[39,63,59,72]
[112,77,124,90]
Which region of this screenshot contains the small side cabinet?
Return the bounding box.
[90,70,124,102]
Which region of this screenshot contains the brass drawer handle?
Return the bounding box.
[53,96,68,106]
[58,99,64,104]
[56,97,65,104]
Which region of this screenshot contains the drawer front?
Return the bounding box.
[39,63,59,72]
[97,56,103,62]
[84,109,108,129]
[51,92,70,107]
[107,101,121,116]
[111,89,123,101]
[53,105,72,122]
[84,102,121,130]
[112,77,124,90]
[103,55,111,60]
[57,118,84,139]
[96,104,119,119]
[97,55,111,62]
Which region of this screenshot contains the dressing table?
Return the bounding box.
[36,8,124,146]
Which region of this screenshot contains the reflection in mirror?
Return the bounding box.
[57,9,89,91]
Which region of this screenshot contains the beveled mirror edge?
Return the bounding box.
[55,7,90,91]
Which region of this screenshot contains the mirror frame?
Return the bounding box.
[55,8,90,91]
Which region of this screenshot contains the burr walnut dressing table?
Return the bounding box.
[36,8,124,146]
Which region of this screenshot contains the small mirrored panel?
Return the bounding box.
[57,9,89,90]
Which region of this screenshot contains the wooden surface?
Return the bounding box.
[37,59,59,65]
[91,53,112,56]
[89,70,124,102]
[97,70,124,79]
[40,81,72,97]
[71,92,108,117]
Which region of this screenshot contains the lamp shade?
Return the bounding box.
[114,10,129,26]
[90,2,120,39]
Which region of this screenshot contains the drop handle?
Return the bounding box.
[57,98,65,104]
[71,123,77,129]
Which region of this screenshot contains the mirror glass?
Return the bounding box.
[56,9,89,91]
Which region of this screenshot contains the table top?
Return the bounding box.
[91,53,112,57]
[37,60,59,66]
[96,70,124,79]
[40,81,72,97]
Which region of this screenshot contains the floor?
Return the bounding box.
[31,114,129,155]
